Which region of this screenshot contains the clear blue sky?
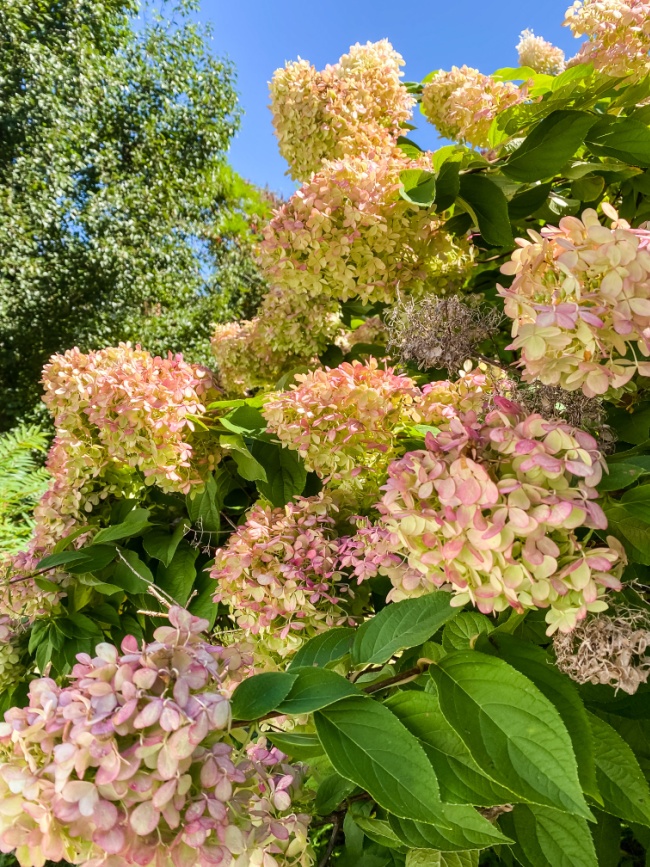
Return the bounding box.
[196,0,578,197]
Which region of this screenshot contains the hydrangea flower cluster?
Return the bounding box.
[260,152,473,305]
[421,66,527,149]
[0,607,312,867]
[263,360,420,482]
[340,400,624,634]
[565,0,650,79]
[517,29,566,74]
[211,497,351,656]
[269,41,415,181]
[211,292,344,395]
[499,206,650,397]
[42,344,219,497]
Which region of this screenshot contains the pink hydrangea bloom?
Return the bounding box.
[421,66,527,149]
[270,40,415,181]
[211,496,353,656]
[499,206,650,397]
[259,152,474,306]
[565,0,650,78]
[340,401,624,635]
[42,344,219,496]
[263,360,420,483]
[517,29,566,74]
[0,607,311,867]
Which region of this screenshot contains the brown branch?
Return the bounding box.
[317,814,341,867]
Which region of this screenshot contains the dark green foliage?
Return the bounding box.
[0,0,269,427]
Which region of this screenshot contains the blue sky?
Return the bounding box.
[197,0,579,197]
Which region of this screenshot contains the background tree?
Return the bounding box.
[0,0,269,428]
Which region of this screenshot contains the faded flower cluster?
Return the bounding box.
[0,607,311,867]
[565,0,650,79]
[340,399,624,634]
[421,66,526,149]
[269,40,414,181]
[259,152,472,306]
[211,497,352,656]
[500,206,650,397]
[517,29,566,74]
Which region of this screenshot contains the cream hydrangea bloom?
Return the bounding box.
[517,29,566,74]
[270,40,414,180]
[421,66,526,148]
[499,206,650,397]
[565,0,650,79]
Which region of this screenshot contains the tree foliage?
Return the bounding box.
[0,0,269,427]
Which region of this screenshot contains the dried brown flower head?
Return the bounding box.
[386,296,503,373]
[554,608,650,695]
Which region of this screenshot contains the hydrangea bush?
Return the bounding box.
[1,2,650,866]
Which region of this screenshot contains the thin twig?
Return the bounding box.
[317,814,341,867]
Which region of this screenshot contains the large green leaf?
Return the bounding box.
[186,473,221,533]
[590,810,621,867]
[249,440,307,507]
[388,806,510,851]
[477,633,599,802]
[92,508,151,544]
[400,168,436,207]
[230,672,297,722]
[406,851,478,867]
[276,668,359,715]
[155,541,198,607]
[142,522,186,567]
[503,110,597,181]
[503,805,597,867]
[314,696,446,824]
[588,712,650,826]
[265,732,324,760]
[385,691,515,806]
[586,116,650,167]
[288,626,355,671]
[111,549,152,594]
[352,593,456,666]
[458,175,513,247]
[315,773,357,815]
[430,652,591,819]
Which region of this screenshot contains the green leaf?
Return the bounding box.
[396,136,425,160]
[508,183,552,220]
[586,116,650,167]
[598,462,647,492]
[434,161,460,211]
[288,627,355,671]
[588,712,650,826]
[352,593,456,666]
[155,541,198,606]
[66,544,117,574]
[571,175,605,202]
[351,814,405,850]
[315,773,357,815]
[92,508,151,544]
[230,672,297,722]
[36,550,94,571]
[590,810,621,867]
[220,404,269,438]
[389,805,511,851]
[430,652,591,819]
[249,440,307,507]
[503,110,597,182]
[442,613,493,651]
[477,633,599,803]
[458,175,513,247]
[142,522,187,567]
[508,804,597,867]
[276,668,359,715]
[603,504,650,564]
[220,433,267,482]
[111,549,153,594]
[265,732,324,760]
[386,691,515,806]
[314,695,446,824]
[406,852,478,867]
[400,169,436,207]
[186,473,221,533]
[187,567,218,627]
